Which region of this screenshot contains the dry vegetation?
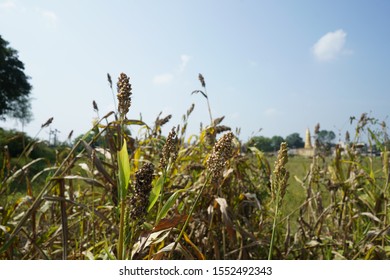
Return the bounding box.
[0,73,389,260]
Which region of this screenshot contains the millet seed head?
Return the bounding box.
[215,125,231,135]
[160,127,178,169]
[93,100,99,112]
[206,132,234,184]
[314,123,320,134]
[187,103,195,117]
[156,114,172,127]
[198,73,206,88]
[107,73,113,89]
[272,142,289,201]
[116,73,132,118]
[129,162,154,222]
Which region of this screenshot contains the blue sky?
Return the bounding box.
[1,0,390,143]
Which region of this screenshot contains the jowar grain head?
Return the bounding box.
[206,132,235,185]
[160,127,178,169]
[129,162,155,223]
[117,73,132,119]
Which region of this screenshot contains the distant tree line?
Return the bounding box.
[246,133,303,153]
[247,130,336,153]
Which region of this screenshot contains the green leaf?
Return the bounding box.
[111,119,150,129]
[368,128,384,151]
[147,175,164,212]
[191,90,208,99]
[5,158,44,185]
[157,189,187,222]
[117,139,130,201]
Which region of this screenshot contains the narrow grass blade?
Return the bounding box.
[117,139,130,201]
[147,175,164,212]
[156,189,186,222]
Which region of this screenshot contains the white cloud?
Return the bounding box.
[36,8,58,28]
[179,54,191,72]
[153,54,191,85]
[153,73,174,85]
[0,0,16,10]
[312,29,347,61]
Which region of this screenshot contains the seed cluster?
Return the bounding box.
[314,123,320,147]
[129,163,154,222]
[107,73,113,89]
[198,73,206,88]
[272,142,289,201]
[117,73,132,119]
[156,114,172,127]
[206,132,234,184]
[186,103,195,117]
[160,127,178,169]
[215,125,231,135]
[92,100,99,112]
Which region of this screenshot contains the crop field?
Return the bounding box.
[0,73,389,260]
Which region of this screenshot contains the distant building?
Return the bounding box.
[291,128,315,157]
[304,128,313,149]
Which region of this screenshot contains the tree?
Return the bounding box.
[271,135,285,151]
[0,35,32,123]
[247,136,273,152]
[315,130,336,154]
[285,133,304,149]
[317,130,336,146]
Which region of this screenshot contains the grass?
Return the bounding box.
[0,73,389,260]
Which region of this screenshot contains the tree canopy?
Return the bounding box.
[0,35,33,124]
[248,136,274,152]
[247,132,306,152]
[285,133,304,149]
[317,130,336,145]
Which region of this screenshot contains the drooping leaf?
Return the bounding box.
[82,140,116,186]
[358,212,382,223]
[305,239,320,248]
[183,232,205,260]
[110,119,150,129]
[132,229,171,258]
[214,197,235,239]
[152,214,188,233]
[191,90,208,99]
[61,175,109,191]
[242,193,262,210]
[154,241,193,260]
[5,158,44,185]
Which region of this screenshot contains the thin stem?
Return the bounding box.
[268,189,280,260]
[117,118,125,260]
[382,148,389,247]
[111,87,118,116]
[91,150,96,256]
[118,198,126,260]
[169,173,211,259]
[204,87,213,126]
[156,168,168,224]
[128,221,136,260]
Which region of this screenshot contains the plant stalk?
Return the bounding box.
[268,189,280,260]
[169,173,211,259]
[118,198,126,260]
